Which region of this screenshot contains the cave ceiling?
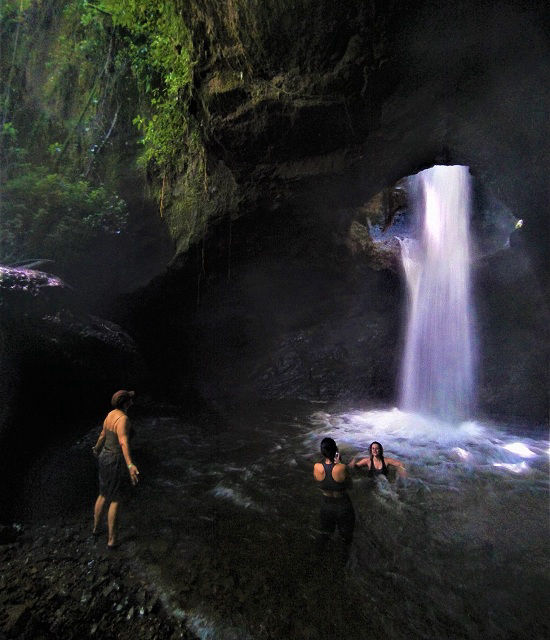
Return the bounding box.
[189,0,549,252]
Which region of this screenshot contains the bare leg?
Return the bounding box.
[107,501,119,547]
[93,495,106,534]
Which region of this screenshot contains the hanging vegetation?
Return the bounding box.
[2,0,344,267]
[0,0,133,275]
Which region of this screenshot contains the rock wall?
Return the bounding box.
[0,266,146,519]
[121,0,549,423]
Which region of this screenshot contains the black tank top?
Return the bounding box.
[319,461,346,492]
[368,457,388,477]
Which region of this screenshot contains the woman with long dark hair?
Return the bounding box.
[348,441,406,477]
[313,437,355,560]
[92,390,139,549]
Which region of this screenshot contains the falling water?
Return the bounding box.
[399,165,475,420]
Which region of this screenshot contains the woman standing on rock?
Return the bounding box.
[92,390,139,549]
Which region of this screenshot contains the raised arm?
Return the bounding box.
[116,416,140,485]
[348,456,371,469]
[333,462,353,489]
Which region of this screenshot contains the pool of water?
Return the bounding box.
[115,401,549,640]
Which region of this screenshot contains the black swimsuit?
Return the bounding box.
[368,457,388,477]
[316,461,355,553]
[319,461,346,493]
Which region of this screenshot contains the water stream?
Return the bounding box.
[399,165,475,420]
[111,165,549,638]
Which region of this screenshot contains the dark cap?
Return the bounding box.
[111,390,135,408]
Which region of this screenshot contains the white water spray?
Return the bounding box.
[399,165,475,420]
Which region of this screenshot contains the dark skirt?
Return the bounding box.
[98,451,130,502]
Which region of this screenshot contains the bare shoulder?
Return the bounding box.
[104,410,117,428]
[333,462,348,481]
[313,462,325,480]
[107,409,127,433]
[117,413,129,431]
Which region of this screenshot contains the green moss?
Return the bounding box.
[97,0,195,170]
[165,149,239,255]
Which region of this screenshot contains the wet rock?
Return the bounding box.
[148,539,170,561]
[1,603,32,636]
[0,519,197,640]
[0,266,147,522]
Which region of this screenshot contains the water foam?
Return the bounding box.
[307,408,548,479]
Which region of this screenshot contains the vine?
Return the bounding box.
[97,0,197,171]
[0,1,130,275]
[1,0,248,263]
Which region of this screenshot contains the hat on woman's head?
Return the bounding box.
[111,389,135,408]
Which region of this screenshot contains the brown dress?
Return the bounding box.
[98,426,130,501]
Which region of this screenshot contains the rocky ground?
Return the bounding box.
[0,520,196,640]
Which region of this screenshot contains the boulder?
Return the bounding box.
[0,265,145,520]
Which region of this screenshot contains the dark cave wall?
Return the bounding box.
[120,0,549,422]
[474,242,549,423]
[177,0,549,250]
[124,184,547,424]
[0,269,147,520]
[123,202,403,407]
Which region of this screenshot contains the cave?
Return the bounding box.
[0,1,549,638]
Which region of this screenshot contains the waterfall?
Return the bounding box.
[399,165,475,420]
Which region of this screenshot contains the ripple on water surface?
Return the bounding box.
[128,404,549,640]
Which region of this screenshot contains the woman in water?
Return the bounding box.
[348,441,406,478]
[313,437,355,560]
[92,390,139,549]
